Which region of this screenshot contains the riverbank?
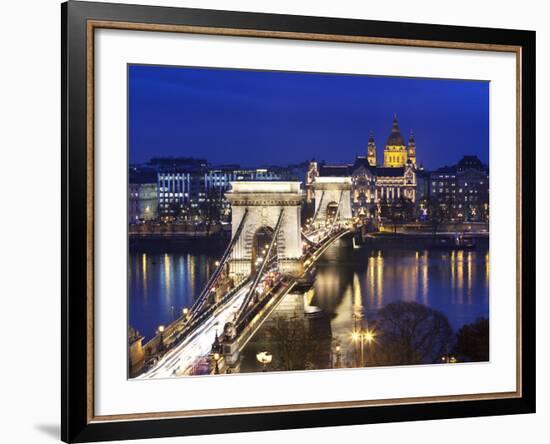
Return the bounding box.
[362,231,489,249]
[129,233,229,253]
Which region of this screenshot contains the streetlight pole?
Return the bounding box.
[334,345,342,368]
[352,327,375,367]
[360,334,365,367]
[157,325,165,353]
[213,352,220,374]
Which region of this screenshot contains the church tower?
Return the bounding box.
[383,115,407,167]
[407,130,416,166]
[367,131,377,166]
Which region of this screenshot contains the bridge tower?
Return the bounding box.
[313,177,353,227]
[225,181,305,280]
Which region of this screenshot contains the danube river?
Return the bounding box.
[129,240,489,347]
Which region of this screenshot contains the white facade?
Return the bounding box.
[313,177,353,224]
[225,181,305,278]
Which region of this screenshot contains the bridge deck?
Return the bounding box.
[138,227,351,378]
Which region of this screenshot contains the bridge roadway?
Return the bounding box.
[138,226,351,379]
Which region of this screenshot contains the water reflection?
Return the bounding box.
[299,244,489,366]
[129,243,489,351]
[129,252,218,341]
[312,244,489,335]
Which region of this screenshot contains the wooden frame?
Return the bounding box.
[62,1,536,442]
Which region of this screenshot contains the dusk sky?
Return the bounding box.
[128,65,489,170]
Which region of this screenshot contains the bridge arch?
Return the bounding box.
[326,201,340,222]
[313,177,353,226]
[250,225,276,274]
[225,181,305,281]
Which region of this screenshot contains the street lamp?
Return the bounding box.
[333,344,342,368]
[157,325,165,352]
[212,352,221,374]
[351,328,375,367]
[182,307,189,324]
[256,351,273,372]
[441,354,458,364]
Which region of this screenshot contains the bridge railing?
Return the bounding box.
[235,209,284,324]
[187,209,249,323]
[141,277,251,359]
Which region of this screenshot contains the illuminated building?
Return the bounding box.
[429,155,489,222]
[312,115,419,219]
[383,115,416,167]
[128,167,158,223]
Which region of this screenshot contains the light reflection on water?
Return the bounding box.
[129,252,217,341]
[129,243,489,346]
[311,244,489,350]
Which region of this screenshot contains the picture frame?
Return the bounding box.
[61,1,536,442]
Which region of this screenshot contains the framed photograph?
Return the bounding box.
[62,1,536,442]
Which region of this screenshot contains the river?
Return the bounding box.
[129,240,489,351]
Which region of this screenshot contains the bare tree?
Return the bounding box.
[454,317,489,362]
[370,301,454,366]
[427,197,449,234]
[264,315,327,371]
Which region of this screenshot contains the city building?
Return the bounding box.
[129,167,158,223]
[382,115,416,167]
[306,160,319,203]
[415,168,431,218]
[152,159,286,221]
[311,115,419,220]
[429,155,489,221]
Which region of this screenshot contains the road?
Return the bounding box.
[138,282,251,379]
[137,227,344,379]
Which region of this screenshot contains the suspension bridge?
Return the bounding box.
[136,178,354,378]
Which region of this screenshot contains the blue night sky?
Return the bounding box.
[129,65,489,170]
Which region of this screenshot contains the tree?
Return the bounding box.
[370,301,454,366]
[454,318,489,362]
[201,188,222,225]
[264,315,327,371]
[427,197,448,234]
[380,196,415,233]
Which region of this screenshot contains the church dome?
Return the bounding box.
[386,115,405,146]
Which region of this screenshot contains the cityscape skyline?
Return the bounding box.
[129,65,489,170]
[128,64,490,379]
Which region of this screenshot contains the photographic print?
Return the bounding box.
[63,4,535,440]
[127,65,490,379]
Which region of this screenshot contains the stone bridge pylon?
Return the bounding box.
[225,181,305,280]
[313,176,353,227]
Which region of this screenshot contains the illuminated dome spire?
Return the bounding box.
[368,130,375,144]
[386,114,405,146]
[408,129,416,147]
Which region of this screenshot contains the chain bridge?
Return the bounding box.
[138,178,354,378]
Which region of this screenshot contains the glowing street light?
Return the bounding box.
[212,352,221,374]
[333,344,342,368]
[157,325,165,352]
[256,351,273,372]
[441,355,458,364]
[181,307,190,324]
[364,330,375,344]
[351,327,375,367]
